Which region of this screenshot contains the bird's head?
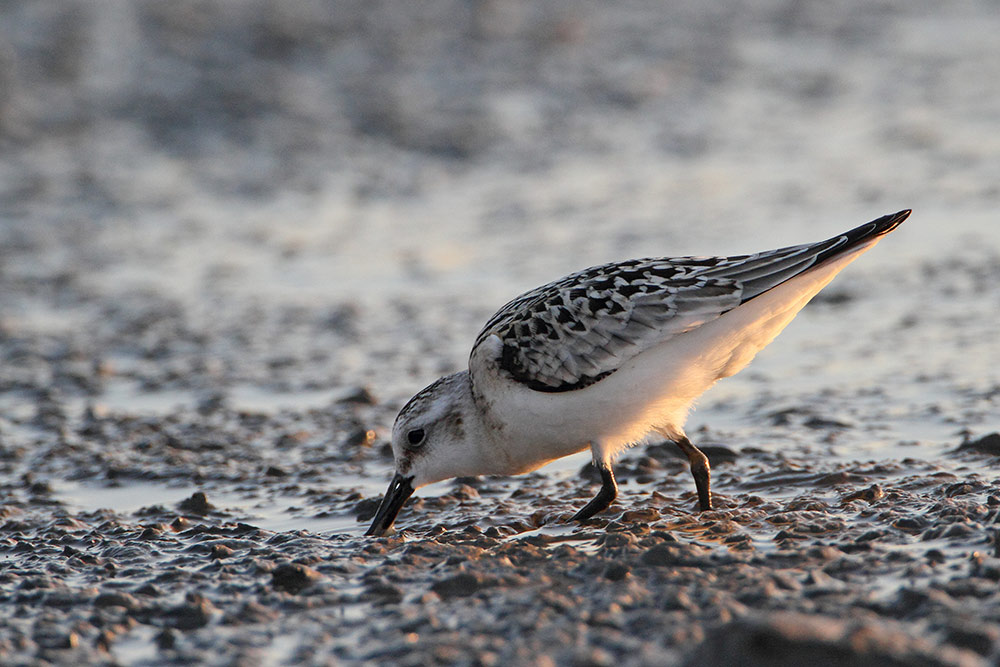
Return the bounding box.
[366,371,483,536]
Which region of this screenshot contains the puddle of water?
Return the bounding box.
[504,520,603,552]
[257,511,366,535]
[54,480,366,535]
[57,480,201,515]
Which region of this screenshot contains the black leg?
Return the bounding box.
[674,436,712,511]
[572,462,618,522]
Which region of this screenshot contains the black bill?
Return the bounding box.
[365,473,415,536]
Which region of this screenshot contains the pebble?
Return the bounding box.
[177,492,213,515]
[162,596,218,630]
[430,572,483,599]
[271,563,323,594]
[842,484,885,504]
[210,544,235,559]
[93,591,139,610]
[363,575,405,604]
[603,562,630,582]
[956,433,1000,456]
[641,543,708,568]
[155,628,177,650]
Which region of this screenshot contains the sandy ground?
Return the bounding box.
[2,1,1000,664]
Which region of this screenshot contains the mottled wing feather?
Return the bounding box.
[475,260,743,392]
[472,210,910,393]
[700,236,845,300]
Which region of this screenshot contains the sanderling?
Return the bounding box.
[367,210,910,536]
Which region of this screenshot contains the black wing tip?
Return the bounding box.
[814,209,910,264]
[871,209,911,237]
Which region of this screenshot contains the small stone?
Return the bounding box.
[944,482,975,497]
[196,392,226,415]
[700,445,740,463]
[223,601,280,625]
[94,591,139,610]
[133,583,163,597]
[447,484,479,500]
[620,508,659,523]
[642,543,706,567]
[604,562,629,581]
[155,628,176,650]
[841,484,884,504]
[431,572,481,599]
[338,386,376,405]
[355,497,382,522]
[163,596,217,630]
[139,526,162,540]
[276,431,309,448]
[210,544,235,560]
[892,516,926,533]
[177,492,213,515]
[855,530,884,542]
[600,532,638,549]
[943,523,974,538]
[802,416,853,430]
[364,580,404,604]
[322,304,359,335]
[956,433,1000,455]
[271,563,323,594]
[29,480,52,495]
[892,587,954,613]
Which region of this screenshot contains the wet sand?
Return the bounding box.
[2,1,1000,664]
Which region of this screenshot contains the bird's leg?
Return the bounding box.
[674,436,712,511]
[572,461,617,522]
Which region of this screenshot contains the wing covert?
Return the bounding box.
[473,260,743,392]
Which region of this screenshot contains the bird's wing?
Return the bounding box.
[470,258,742,392]
[470,210,910,392]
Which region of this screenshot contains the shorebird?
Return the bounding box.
[367,210,910,536]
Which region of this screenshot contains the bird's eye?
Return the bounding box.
[406,428,426,447]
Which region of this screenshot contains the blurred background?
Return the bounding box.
[3,6,1000,661]
[1,0,998,414]
[3,6,1000,663]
